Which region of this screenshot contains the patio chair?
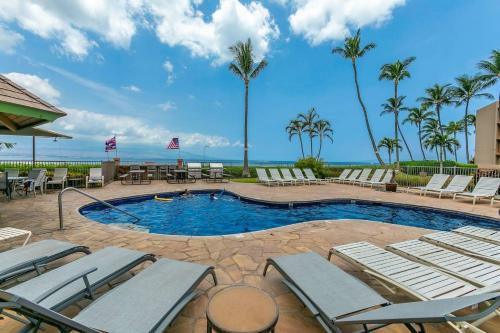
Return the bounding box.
[359,169,385,187]
[406,173,449,196]
[303,168,328,184]
[158,165,169,180]
[85,168,104,188]
[256,168,278,186]
[291,168,311,185]
[329,169,351,183]
[0,258,217,333]
[146,165,158,181]
[0,240,90,285]
[263,252,500,333]
[350,168,372,186]
[25,169,46,196]
[46,168,68,190]
[5,168,19,177]
[281,168,304,185]
[341,169,362,184]
[453,177,500,206]
[423,175,473,198]
[269,168,293,186]
[364,169,393,188]
[421,231,500,265]
[187,162,202,180]
[0,171,9,200]
[453,226,500,245]
[387,239,500,288]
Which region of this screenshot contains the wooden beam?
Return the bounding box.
[0,112,18,132]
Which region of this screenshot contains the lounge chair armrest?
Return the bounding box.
[34,267,98,303]
[0,257,48,277]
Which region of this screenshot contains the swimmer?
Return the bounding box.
[180,189,190,197]
[210,192,218,200]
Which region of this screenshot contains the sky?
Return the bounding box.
[0,0,498,163]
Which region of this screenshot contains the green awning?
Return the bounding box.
[0,127,72,139]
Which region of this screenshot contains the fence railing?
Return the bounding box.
[0,160,102,177]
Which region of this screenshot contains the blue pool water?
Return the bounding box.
[79,191,500,236]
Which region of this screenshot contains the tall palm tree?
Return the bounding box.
[478,49,500,111]
[464,114,476,132]
[377,137,401,164]
[379,56,416,160]
[315,119,333,159]
[0,142,14,150]
[424,132,459,168]
[451,74,493,162]
[380,96,408,168]
[286,119,305,158]
[298,108,319,157]
[403,106,433,160]
[445,121,464,162]
[332,29,384,165]
[228,38,268,177]
[422,117,441,160]
[417,84,454,133]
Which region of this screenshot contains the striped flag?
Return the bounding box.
[105,136,116,152]
[167,137,179,149]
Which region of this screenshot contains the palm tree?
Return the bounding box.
[228,38,268,177]
[445,121,464,162]
[422,117,441,160]
[424,131,459,171]
[286,119,305,158]
[464,114,476,132]
[380,96,408,168]
[417,84,454,133]
[451,74,493,162]
[298,108,319,157]
[315,119,333,159]
[403,106,433,160]
[377,137,401,164]
[478,49,500,110]
[379,56,416,160]
[0,142,14,150]
[332,29,384,165]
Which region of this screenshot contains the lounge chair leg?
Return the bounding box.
[263,261,272,276]
[403,323,425,333]
[327,249,334,261]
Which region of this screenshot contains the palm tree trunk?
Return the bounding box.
[435,148,439,160]
[389,150,392,164]
[352,61,384,165]
[309,134,313,157]
[317,137,323,159]
[464,99,470,163]
[453,133,458,162]
[395,113,400,169]
[242,80,250,177]
[298,134,305,158]
[398,123,413,161]
[436,106,448,160]
[418,124,426,160]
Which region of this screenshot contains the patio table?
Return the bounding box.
[129,169,151,185]
[7,176,27,198]
[173,169,188,183]
[0,227,31,246]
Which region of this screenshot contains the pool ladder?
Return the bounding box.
[58,187,140,230]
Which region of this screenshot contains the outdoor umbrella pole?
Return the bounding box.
[32,136,35,167]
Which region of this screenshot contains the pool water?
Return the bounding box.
[79,191,500,236]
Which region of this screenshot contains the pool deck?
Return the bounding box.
[1,180,499,332]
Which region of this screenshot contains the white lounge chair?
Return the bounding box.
[291,168,311,185]
[406,174,449,196]
[256,168,278,186]
[424,175,473,198]
[269,168,293,186]
[453,177,500,206]
[280,168,304,185]
[364,169,393,188]
[86,168,104,188]
[350,168,371,185]
[46,168,68,190]
[454,226,500,245]
[359,169,385,187]
[303,168,328,184]
[422,231,500,265]
[330,169,351,183]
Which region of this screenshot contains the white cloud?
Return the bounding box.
[163,60,175,84]
[288,0,405,45]
[149,0,279,64]
[54,107,232,147]
[122,84,141,92]
[0,0,142,58]
[158,101,176,112]
[3,72,61,104]
[0,25,24,54]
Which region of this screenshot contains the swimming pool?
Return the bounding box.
[79,190,500,236]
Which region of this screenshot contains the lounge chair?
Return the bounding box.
[303,168,328,184]
[453,177,500,206]
[24,169,46,196]
[364,169,393,188]
[454,226,500,245]
[86,168,104,188]
[387,239,500,287]
[263,252,500,333]
[329,169,351,183]
[291,168,312,185]
[350,168,372,186]
[0,240,90,285]
[406,174,449,196]
[3,247,155,317]
[0,258,216,333]
[281,168,305,185]
[187,162,202,181]
[421,231,500,265]
[256,168,278,186]
[269,168,293,186]
[341,169,362,184]
[424,175,473,198]
[46,168,68,190]
[359,169,385,187]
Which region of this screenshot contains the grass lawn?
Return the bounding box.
[231,177,258,183]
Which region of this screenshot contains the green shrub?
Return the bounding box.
[294,157,328,177]
[399,160,476,168]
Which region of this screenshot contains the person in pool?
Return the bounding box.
[180,189,191,197]
[210,192,218,200]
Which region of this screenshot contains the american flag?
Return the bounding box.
[167,137,179,149]
[105,136,117,152]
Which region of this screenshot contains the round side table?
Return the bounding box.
[206,285,279,333]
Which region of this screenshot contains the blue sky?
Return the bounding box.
[0,0,498,163]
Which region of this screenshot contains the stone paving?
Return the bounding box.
[1,181,499,332]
